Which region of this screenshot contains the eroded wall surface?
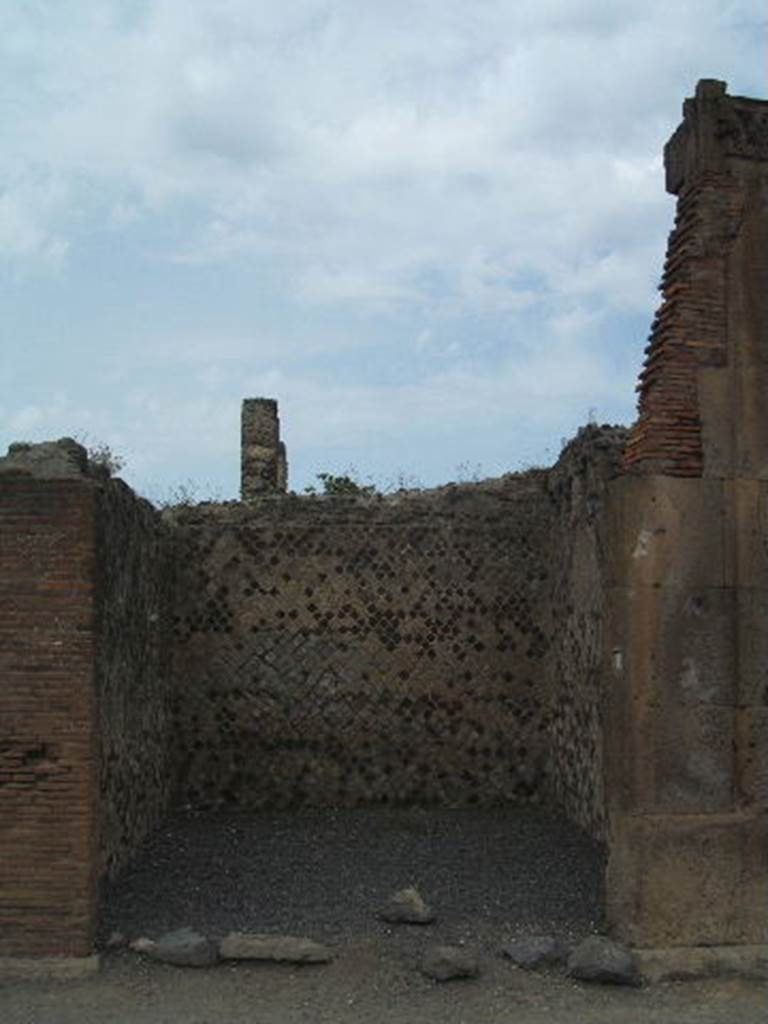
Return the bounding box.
[169,476,557,808]
[1,432,619,959]
[94,481,175,879]
[546,427,627,842]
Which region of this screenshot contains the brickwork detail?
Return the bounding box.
[624,174,742,475]
[0,442,175,957]
[624,80,765,477]
[0,477,99,957]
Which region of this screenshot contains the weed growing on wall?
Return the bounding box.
[73,432,125,477]
[380,471,423,493]
[305,470,379,498]
[454,461,484,483]
[87,443,125,477]
[149,479,224,509]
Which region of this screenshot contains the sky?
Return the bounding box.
[1,1,765,503]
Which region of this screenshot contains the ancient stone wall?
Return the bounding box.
[606,81,768,948]
[545,426,628,841]
[93,480,175,879]
[0,440,175,957]
[168,476,558,809]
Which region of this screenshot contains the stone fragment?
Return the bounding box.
[567,935,641,987]
[129,937,155,954]
[378,886,435,924]
[421,944,480,981]
[105,930,127,950]
[219,932,334,963]
[501,934,567,969]
[130,927,218,967]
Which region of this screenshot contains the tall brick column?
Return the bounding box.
[1,439,174,969]
[0,448,101,960]
[624,79,768,477]
[604,82,768,956]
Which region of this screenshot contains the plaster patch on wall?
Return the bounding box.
[632,527,665,559]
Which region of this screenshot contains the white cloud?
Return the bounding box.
[0,177,70,273]
[3,392,89,439]
[3,2,759,304]
[0,0,765,493]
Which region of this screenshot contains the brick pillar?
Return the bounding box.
[624,79,768,478]
[241,398,288,500]
[0,473,101,957]
[603,81,768,952]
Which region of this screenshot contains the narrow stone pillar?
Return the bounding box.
[241,398,288,499]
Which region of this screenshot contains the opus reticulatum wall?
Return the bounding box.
[170,474,552,810]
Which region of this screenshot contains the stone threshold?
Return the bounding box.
[636,944,768,982]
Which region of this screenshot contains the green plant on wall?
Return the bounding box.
[87,442,125,477]
[73,432,125,477]
[305,471,378,498]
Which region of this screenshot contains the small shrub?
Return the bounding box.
[87,443,125,476]
[73,432,125,477]
[151,479,223,508]
[305,471,378,498]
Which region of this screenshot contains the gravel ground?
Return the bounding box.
[98,805,606,946]
[2,806,765,1024]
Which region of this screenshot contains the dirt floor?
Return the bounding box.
[2,807,765,1024]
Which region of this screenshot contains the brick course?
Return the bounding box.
[624,173,741,476]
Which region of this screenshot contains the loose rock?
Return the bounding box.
[219,932,334,963]
[129,937,155,954]
[567,935,641,987]
[105,930,127,950]
[130,927,218,967]
[378,886,435,924]
[502,934,567,969]
[421,944,480,981]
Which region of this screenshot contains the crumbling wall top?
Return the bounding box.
[665,78,768,194]
[0,438,90,480]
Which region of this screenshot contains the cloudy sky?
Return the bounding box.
[1,1,764,501]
